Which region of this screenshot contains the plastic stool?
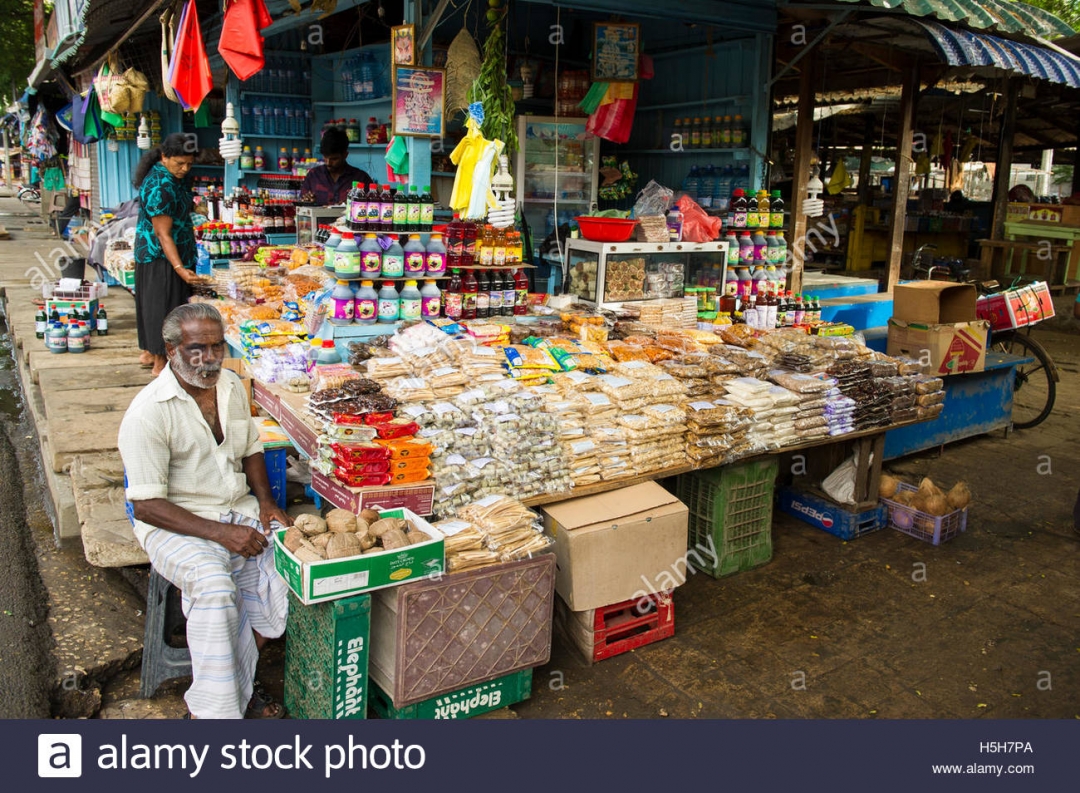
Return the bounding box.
[140,569,192,698]
[304,483,323,510]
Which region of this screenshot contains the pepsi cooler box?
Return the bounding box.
[777,486,888,541]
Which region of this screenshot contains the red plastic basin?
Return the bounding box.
[575,216,638,242]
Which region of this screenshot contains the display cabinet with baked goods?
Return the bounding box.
[564,240,729,310]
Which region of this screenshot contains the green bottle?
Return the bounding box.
[96,306,108,336]
[35,307,47,339]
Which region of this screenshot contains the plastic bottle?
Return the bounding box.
[752,229,768,263]
[738,231,754,265]
[67,321,88,353]
[444,269,463,319]
[399,280,422,321]
[690,117,702,149]
[35,307,47,339]
[672,118,682,147]
[420,280,442,319]
[359,232,382,276]
[746,191,759,229]
[698,166,716,209]
[682,166,701,201]
[735,265,753,301]
[757,190,770,229]
[731,189,748,228]
[324,225,342,265]
[406,186,422,231]
[478,225,494,267]
[475,269,491,319]
[365,183,381,231]
[724,230,739,268]
[240,146,254,170]
[765,231,780,266]
[253,146,265,170]
[513,268,529,315]
[489,269,504,316]
[462,222,478,267]
[721,116,732,148]
[461,269,478,319]
[794,294,806,325]
[354,280,378,324]
[346,182,365,231]
[317,339,341,364]
[775,231,788,270]
[732,114,746,147]
[404,234,426,276]
[46,322,67,353]
[714,165,733,211]
[492,228,508,267]
[330,280,356,324]
[445,215,463,269]
[346,118,361,144]
[419,186,434,230]
[812,296,822,323]
[379,184,394,231]
[366,117,380,144]
[278,147,290,172]
[333,232,360,278]
[770,190,785,229]
[381,235,405,278]
[392,186,409,233]
[425,232,447,276]
[701,117,713,149]
[377,281,400,323]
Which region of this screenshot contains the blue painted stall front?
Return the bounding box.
[883,352,1028,460]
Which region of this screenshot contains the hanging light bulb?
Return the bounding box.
[219,102,243,164]
[803,163,825,218]
[136,115,151,150]
[488,153,516,229]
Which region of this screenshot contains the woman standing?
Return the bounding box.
[132,133,209,376]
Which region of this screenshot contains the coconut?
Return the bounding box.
[294,513,328,536]
[355,518,370,536]
[380,528,410,550]
[283,526,304,553]
[326,532,364,560]
[295,538,324,563]
[326,508,358,533]
[879,473,900,499]
[924,494,950,517]
[369,517,405,537]
[360,508,381,525]
[310,532,333,550]
[918,477,944,499]
[356,531,377,551]
[408,529,430,545]
[946,481,972,511]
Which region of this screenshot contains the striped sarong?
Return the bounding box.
[141,511,288,719]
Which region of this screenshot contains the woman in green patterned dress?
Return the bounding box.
[132,133,211,376]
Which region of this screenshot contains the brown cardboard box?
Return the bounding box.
[222,358,255,415]
[887,318,989,376]
[540,481,689,611]
[892,281,978,325]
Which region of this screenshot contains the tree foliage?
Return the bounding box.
[1016,0,1080,31]
[1,0,41,107]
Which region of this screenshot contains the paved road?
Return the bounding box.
[0,279,55,717]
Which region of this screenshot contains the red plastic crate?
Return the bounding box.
[556,592,674,663]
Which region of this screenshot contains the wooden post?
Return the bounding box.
[789,52,817,295]
[886,62,918,293]
[990,79,1020,241]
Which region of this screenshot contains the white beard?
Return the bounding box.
[171,356,222,388]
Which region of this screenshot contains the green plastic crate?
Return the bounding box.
[283,591,370,720]
[369,669,532,719]
[674,458,779,578]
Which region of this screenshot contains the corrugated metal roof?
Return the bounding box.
[810,0,1076,39]
[917,18,1080,86]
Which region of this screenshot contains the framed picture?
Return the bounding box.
[592,22,641,83]
[392,24,416,66]
[392,66,446,138]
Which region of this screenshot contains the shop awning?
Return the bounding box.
[798,0,1076,40]
[917,19,1080,87]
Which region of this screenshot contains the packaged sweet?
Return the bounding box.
[372,419,421,439]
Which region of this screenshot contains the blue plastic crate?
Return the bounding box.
[264,446,289,510]
[776,486,888,540]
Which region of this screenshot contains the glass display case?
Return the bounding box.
[295,206,346,245]
[565,240,729,308]
[515,116,600,265]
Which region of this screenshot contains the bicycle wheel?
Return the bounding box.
[991,332,1056,429]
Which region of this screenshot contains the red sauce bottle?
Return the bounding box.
[461,268,479,320]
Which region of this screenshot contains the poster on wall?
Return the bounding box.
[592,22,641,82]
[392,66,446,138]
[392,24,415,66]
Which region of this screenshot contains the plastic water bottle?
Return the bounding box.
[715,166,733,211]
[253,104,264,135]
[733,164,750,195]
[682,166,701,201]
[698,166,716,209]
[360,54,375,100]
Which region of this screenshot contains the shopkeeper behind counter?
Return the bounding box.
[300,127,373,206]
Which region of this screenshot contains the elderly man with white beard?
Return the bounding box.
[118,302,292,719]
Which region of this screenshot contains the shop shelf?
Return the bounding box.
[881,483,968,545]
[431,171,456,177]
[283,592,370,720]
[673,458,778,578]
[616,147,751,155]
[776,486,888,540]
[314,97,392,107]
[554,591,674,664]
[370,554,556,707]
[637,95,748,112]
[369,669,532,720]
[243,134,313,140]
[240,91,311,100]
[349,143,385,149]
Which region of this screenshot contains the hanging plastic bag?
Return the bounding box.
[168,0,213,111]
[675,194,722,242]
[160,2,180,103]
[94,58,126,115]
[219,0,273,81]
[586,84,638,144]
[72,88,106,144]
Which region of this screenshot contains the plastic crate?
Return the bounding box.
[369,669,532,720]
[283,591,370,719]
[554,592,674,664]
[263,446,288,509]
[881,482,968,545]
[673,458,778,577]
[776,486,888,540]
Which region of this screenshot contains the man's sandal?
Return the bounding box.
[245,680,286,719]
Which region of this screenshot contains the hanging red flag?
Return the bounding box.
[219,0,274,81]
[168,0,214,110]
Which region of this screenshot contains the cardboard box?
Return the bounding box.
[222,358,255,416]
[274,507,444,605]
[540,481,689,611]
[46,298,98,330]
[892,281,977,325]
[310,470,436,517]
[1028,204,1063,224]
[887,318,989,376]
[976,282,1055,331]
[1006,202,1030,223]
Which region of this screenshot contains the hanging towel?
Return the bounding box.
[385,135,409,183]
[219,0,273,81]
[466,138,504,220]
[168,0,214,111]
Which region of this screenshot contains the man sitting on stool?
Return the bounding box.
[119,303,292,719]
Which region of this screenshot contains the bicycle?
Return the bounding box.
[910,243,1058,429]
